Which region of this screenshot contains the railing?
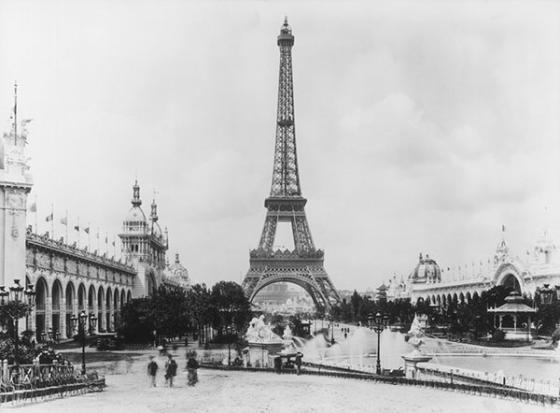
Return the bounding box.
[418,363,560,397]
[297,356,560,398]
[0,360,77,392]
[199,364,558,406]
[0,359,105,405]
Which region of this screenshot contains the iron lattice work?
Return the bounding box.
[243,19,341,311]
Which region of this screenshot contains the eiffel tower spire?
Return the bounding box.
[271,17,301,197]
[242,19,341,311]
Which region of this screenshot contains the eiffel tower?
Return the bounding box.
[242,19,341,311]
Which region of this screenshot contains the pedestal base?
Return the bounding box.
[247,342,283,368]
[402,351,432,380]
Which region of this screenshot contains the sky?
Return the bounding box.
[0,0,559,291]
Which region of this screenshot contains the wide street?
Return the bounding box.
[3,349,556,413]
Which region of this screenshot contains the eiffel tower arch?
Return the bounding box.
[242,19,341,311]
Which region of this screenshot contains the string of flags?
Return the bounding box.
[26,200,121,258]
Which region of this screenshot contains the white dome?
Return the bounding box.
[125,206,147,224]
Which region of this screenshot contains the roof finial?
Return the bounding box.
[284,16,288,26]
[132,180,142,207]
[151,198,158,222]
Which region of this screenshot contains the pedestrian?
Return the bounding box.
[295,353,302,375]
[186,351,199,386]
[274,356,282,374]
[165,354,178,387]
[147,356,158,387]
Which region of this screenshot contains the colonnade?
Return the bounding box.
[29,275,132,342]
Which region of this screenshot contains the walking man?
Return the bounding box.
[147,356,158,387]
[186,351,199,386]
[165,354,178,387]
[295,353,302,375]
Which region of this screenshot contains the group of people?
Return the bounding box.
[147,351,199,387]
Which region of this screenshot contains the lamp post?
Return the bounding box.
[330,316,335,345]
[226,325,232,366]
[25,284,36,331]
[72,310,96,375]
[368,312,387,375]
[0,280,34,366]
[9,279,24,365]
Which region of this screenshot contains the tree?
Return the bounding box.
[119,298,154,342]
[536,301,560,335]
[186,283,212,341]
[119,286,191,342]
[350,290,362,322]
[152,286,190,337]
[210,281,252,335]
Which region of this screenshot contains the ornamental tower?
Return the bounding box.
[0,83,32,288]
[119,181,168,296]
[242,19,341,311]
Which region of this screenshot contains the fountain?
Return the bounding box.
[296,326,376,371]
[244,315,284,368]
[401,314,432,379]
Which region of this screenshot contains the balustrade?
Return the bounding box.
[0,359,81,393]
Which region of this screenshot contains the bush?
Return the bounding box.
[492,329,505,342]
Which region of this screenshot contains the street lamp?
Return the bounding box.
[330,316,335,345]
[71,310,91,375]
[368,312,388,375]
[24,284,35,331]
[226,325,232,366]
[7,280,25,365]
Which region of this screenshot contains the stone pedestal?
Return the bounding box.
[247,342,283,368]
[402,351,432,380]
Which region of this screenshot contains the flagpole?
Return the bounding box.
[76,217,80,248]
[97,227,100,253]
[65,209,69,244]
[13,81,17,145]
[88,222,91,250]
[51,204,54,239]
[34,195,38,233]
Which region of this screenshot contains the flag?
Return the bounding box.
[29,202,37,212]
[74,224,80,231]
[502,224,506,232]
[60,217,67,225]
[84,227,90,234]
[45,213,53,222]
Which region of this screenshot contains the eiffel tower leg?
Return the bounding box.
[316,277,341,308]
[291,215,315,252]
[258,215,277,250]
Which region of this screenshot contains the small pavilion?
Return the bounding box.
[487,292,536,341]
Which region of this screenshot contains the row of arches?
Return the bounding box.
[417,291,482,307]
[32,276,132,342]
[415,271,527,308]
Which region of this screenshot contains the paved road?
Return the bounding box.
[3,350,555,413]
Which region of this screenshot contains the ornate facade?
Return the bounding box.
[119,181,169,297]
[1,89,189,342]
[163,253,190,290]
[26,230,136,340]
[387,234,560,308]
